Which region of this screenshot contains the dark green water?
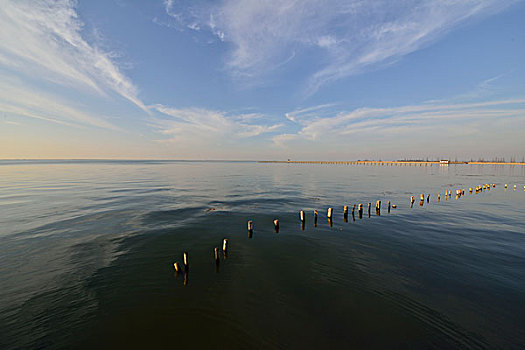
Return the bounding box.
[1,160,524,349]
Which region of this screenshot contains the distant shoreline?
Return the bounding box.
[258,160,525,165]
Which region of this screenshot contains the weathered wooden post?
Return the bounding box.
[300,210,305,223]
[438,193,440,201]
[343,205,348,222]
[274,219,279,233]
[327,207,333,219]
[222,238,228,254]
[247,220,253,238]
[183,252,189,271]
[173,262,181,273]
[214,247,220,264]
[368,203,371,217]
[388,200,391,213]
[427,194,430,203]
[358,204,363,219]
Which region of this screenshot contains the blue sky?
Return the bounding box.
[1,0,524,160]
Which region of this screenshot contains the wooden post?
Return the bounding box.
[469,187,472,193]
[388,200,391,213]
[505,184,507,189]
[214,247,219,263]
[426,194,430,203]
[222,238,228,253]
[438,193,440,201]
[183,252,189,271]
[358,204,363,218]
[420,194,424,201]
[173,262,181,273]
[314,210,318,226]
[274,219,279,232]
[247,220,253,233]
[300,210,305,222]
[327,208,333,219]
[344,205,348,215]
[410,196,415,203]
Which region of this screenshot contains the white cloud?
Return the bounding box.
[152,105,282,146]
[0,76,118,129]
[275,99,525,146]
[162,0,517,94]
[0,0,146,111]
[284,103,338,123]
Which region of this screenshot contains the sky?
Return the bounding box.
[0,0,524,160]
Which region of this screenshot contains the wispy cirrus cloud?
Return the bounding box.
[0,0,146,112]
[161,0,517,95]
[152,104,282,145]
[274,99,525,147]
[0,75,118,129]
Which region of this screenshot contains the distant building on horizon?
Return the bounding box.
[440,159,450,164]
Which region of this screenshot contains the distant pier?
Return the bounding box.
[258,160,525,166]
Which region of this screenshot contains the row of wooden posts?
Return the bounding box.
[173,182,523,282]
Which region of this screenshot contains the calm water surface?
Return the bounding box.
[0,160,524,349]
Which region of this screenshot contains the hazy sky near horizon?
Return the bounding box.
[1,0,524,160]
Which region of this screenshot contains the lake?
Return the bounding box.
[1,160,524,349]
